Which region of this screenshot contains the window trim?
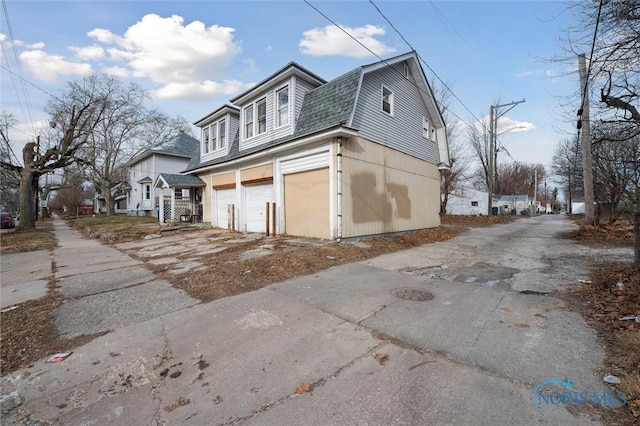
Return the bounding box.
[257,97,267,135]
[211,122,218,151]
[219,119,226,148]
[145,184,151,200]
[203,127,210,153]
[276,85,290,128]
[382,85,393,116]
[244,105,254,139]
[403,64,410,79]
[422,117,430,139]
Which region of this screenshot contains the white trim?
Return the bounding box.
[188,126,358,175]
[347,71,365,127]
[275,84,290,129]
[280,149,329,174]
[382,84,394,116]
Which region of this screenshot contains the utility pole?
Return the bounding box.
[487,99,526,215]
[578,53,595,225]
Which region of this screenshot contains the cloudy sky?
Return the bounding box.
[1,0,581,173]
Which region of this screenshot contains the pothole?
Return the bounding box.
[390,288,434,301]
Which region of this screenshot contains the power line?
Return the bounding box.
[367,0,486,129]
[1,0,37,135]
[0,63,59,100]
[580,0,604,113]
[304,0,481,132]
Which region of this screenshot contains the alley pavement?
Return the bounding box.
[1,215,632,425]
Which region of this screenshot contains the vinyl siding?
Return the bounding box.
[294,77,316,124]
[351,64,439,164]
[201,114,238,163]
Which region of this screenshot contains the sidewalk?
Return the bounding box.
[1,216,615,425]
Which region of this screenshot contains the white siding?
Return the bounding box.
[201,114,238,163]
[351,63,440,164]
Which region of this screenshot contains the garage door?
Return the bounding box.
[244,183,274,232]
[214,188,236,229]
[284,168,329,239]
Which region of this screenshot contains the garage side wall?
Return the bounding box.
[341,137,440,238]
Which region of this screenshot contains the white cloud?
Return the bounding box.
[87,28,117,44]
[299,24,395,58]
[496,116,536,134]
[69,45,105,60]
[515,69,557,79]
[99,14,240,84]
[151,79,253,101]
[104,66,129,78]
[20,50,92,81]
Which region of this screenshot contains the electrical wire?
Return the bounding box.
[1,0,37,137]
[367,0,485,129]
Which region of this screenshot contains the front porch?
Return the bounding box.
[154,173,205,224]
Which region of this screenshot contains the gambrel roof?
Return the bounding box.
[185,51,449,174]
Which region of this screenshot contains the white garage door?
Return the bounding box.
[244,183,273,232]
[215,188,236,229]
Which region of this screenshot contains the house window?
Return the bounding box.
[203,127,210,153]
[404,64,410,79]
[423,117,430,139]
[145,184,150,200]
[219,119,226,148]
[245,105,254,138]
[471,201,479,207]
[257,98,267,134]
[382,86,393,115]
[276,86,289,127]
[211,122,218,150]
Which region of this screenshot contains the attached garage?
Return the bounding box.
[284,168,330,239]
[244,182,274,232]
[214,188,236,229]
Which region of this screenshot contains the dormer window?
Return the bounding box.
[382,86,393,115]
[276,85,289,127]
[219,119,226,148]
[203,127,210,153]
[211,122,218,150]
[257,98,267,134]
[245,105,254,138]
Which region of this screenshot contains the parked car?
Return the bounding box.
[1,212,15,228]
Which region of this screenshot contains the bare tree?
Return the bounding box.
[551,137,584,214]
[0,112,21,213]
[54,75,190,215]
[432,81,471,215]
[0,79,108,230]
[468,125,491,191]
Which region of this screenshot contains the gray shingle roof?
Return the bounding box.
[158,173,205,187]
[183,67,363,173]
[127,132,199,166]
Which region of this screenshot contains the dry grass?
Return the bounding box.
[70,215,161,242]
[0,221,55,254]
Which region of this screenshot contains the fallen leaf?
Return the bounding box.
[295,382,313,395]
[513,323,530,328]
[533,313,547,318]
[373,353,390,365]
[500,307,513,313]
[164,397,190,412]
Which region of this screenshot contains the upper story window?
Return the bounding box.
[257,98,267,134]
[202,118,227,153]
[403,64,410,79]
[203,127,210,153]
[145,184,151,200]
[276,86,289,127]
[211,122,218,151]
[219,119,226,148]
[382,86,393,115]
[245,105,254,138]
[422,117,430,139]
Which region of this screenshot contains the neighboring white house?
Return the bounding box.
[496,194,530,214]
[124,131,199,216]
[182,51,450,239]
[571,197,585,214]
[445,187,490,215]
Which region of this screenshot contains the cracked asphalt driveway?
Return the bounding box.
[1,215,631,425]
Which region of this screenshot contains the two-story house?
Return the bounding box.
[182,51,450,239]
[125,131,200,217]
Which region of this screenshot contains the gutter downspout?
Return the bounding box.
[337,136,343,241]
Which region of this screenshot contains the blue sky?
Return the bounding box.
[1,1,581,173]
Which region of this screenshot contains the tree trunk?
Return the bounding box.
[635,205,639,267]
[101,181,115,215]
[18,169,39,230]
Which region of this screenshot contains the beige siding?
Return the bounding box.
[241,164,273,182]
[341,137,440,238]
[212,171,236,187]
[196,171,212,223]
